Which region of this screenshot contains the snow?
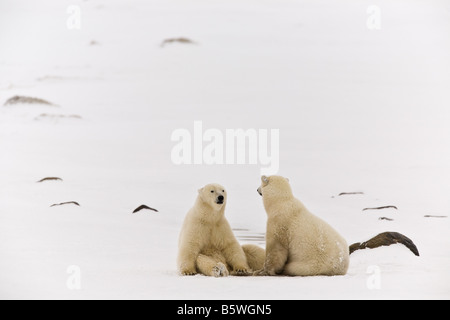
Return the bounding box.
[1,0,449,300]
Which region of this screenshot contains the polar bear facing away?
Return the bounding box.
[255,176,349,276]
[178,183,265,277]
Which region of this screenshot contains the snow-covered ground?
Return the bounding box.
[1,0,449,300]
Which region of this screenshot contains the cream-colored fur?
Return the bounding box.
[255,176,349,276]
[178,183,264,277]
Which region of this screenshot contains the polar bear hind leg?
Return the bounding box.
[242,244,265,271]
[283,261,346,277]
[283,261,322,276]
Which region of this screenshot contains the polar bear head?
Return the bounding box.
[257,175,293,205]
[198,183,227,210]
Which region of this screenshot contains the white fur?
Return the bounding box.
[177,183,264,277]
[256,176,349,276]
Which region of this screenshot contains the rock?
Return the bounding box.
[4,95,55,106]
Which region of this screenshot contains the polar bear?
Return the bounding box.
[255,175,350,276]
[177,183,265,277]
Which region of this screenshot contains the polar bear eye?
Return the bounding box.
[211,190,215,193]
[222,190,225,193]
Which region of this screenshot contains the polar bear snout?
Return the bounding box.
[257,187,262,196]
[216,195,225,204]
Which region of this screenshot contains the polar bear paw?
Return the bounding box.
[212,263,229,277]
[232,268,252,276]
[253,269,275,276]
[181,270,198,276]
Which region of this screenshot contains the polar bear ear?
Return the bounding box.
[261,176,269,186]
[198,187,204,194]
[286,177,290,182]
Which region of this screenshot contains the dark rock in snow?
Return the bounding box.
[161,37,197,48]
[51,201,80,207]
[4,95,56,106]
[363,206,398,211]
[349,231,419,256]
[37,177,63,183]
[133,205,159,214]
[338,192,364,196]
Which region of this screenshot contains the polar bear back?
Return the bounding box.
[260,175,349,276]
[287,201,349,276]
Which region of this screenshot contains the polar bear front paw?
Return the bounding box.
[181,270,198,276]
[232,269,251,276]
[212,263,229,277]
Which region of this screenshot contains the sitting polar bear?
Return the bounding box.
[177,183,265,277]
[255,175,350,276]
